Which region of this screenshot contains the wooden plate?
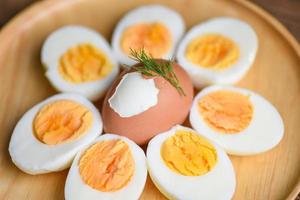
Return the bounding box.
[0,0,299,199]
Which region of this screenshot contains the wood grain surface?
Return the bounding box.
[0,0,299,200]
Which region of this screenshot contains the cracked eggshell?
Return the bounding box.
[108,72,159,118]
[101,60,194,145]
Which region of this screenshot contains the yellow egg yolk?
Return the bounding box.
[33,100,93,145]
[185,33,239,69]
[120,22,171,58]
[79,139,135,192]
[59,43,113,83]
[198,90,253,134]
[161,130,217,176]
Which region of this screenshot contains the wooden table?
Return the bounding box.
[1,0,300,42]
[0,0,299,200]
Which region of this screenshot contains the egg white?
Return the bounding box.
[108,72,159,118]
[147,125,236,200]
[112,4,185,65]
[9,93,103,175]
[65,134,147,200]
[190,85,284,155]
[176,17,258,88]
[41,25,119,101]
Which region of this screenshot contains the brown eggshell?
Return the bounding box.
[101,60,194,145]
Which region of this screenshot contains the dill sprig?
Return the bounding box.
[129,48,186,96]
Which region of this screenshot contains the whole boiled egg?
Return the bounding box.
[147,125,236,200]
[9,93,102,174]
[41,25,119,101]
[102,57,193,145]
[65,134,147,200]
[190,85,284,155]
[112,5,185,65]
[176,17,258,88]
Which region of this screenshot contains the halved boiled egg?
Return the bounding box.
[41,25,119,101]
[9,93,102,174]
[176,17,258,88]
[147,125,236,200]
[65,134,147,200]
[112,5,185,65]
[190,85,284,155]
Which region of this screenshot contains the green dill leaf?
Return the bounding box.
[129,48,186,96]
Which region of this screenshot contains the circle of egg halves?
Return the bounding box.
[8,4,284,200]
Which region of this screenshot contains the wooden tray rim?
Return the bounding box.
[0,0,299,199]
[0,0,299,57]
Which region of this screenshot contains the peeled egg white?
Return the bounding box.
[112,5,185,65]
[41,25,119,101]
[108,71,159,118]
[190,85,284,155]
[8,93,102,174]
[65,134,147,200]
[176,17,258,87]
[147,125,236,200]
